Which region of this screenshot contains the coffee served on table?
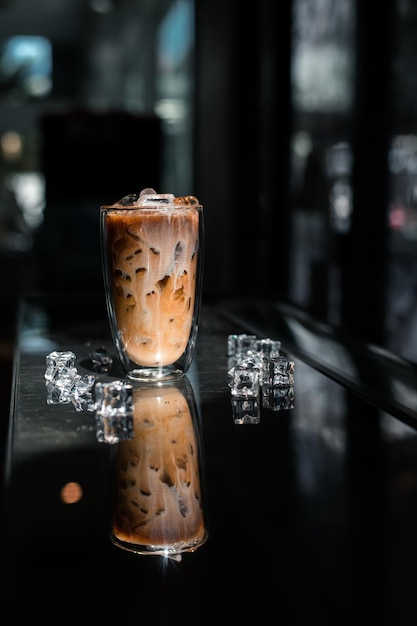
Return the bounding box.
[100,189,203,381]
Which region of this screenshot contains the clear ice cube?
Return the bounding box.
[53,366,79,389]
[138,192,175,207]
[254,338,281,359]
[228,366,260,398]
[95,380,134,443]
[45,350,76,381]
[114,193,139,206]
[227,334,257,357]
[46,381,73,404]
[262,356,295,387]
[231,398,260,425]
[70,374,96,412]
[228,354,262,378]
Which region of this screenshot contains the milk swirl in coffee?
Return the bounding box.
[102,189,201,370]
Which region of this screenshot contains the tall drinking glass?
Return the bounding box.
[100,191,203,381]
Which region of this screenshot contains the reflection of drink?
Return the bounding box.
[110,380,208,558]
[100,190,203,381]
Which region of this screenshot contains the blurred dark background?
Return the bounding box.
[1,0,417,440]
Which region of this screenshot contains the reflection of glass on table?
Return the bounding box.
[110,376,208,559]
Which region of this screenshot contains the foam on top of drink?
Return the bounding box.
[109,188,200,208]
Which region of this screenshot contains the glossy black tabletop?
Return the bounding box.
[4,293,417,625]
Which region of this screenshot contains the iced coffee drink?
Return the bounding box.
[100,189,203,381]
[110,381,208,557]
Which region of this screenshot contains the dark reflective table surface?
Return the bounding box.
[4,293,417,625]
[219,298,417,428]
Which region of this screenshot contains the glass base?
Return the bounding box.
[124,366,186,382]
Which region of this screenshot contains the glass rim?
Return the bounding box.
[100,203,203,210]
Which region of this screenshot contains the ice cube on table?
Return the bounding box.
[46,381,72,404]
[227,333,258,357]
[45,367,80,404]
[45,350,76,381]
[254,338,281,359]
[262,356,295,387]
[71,374,96,412]
[228,366,260,398]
